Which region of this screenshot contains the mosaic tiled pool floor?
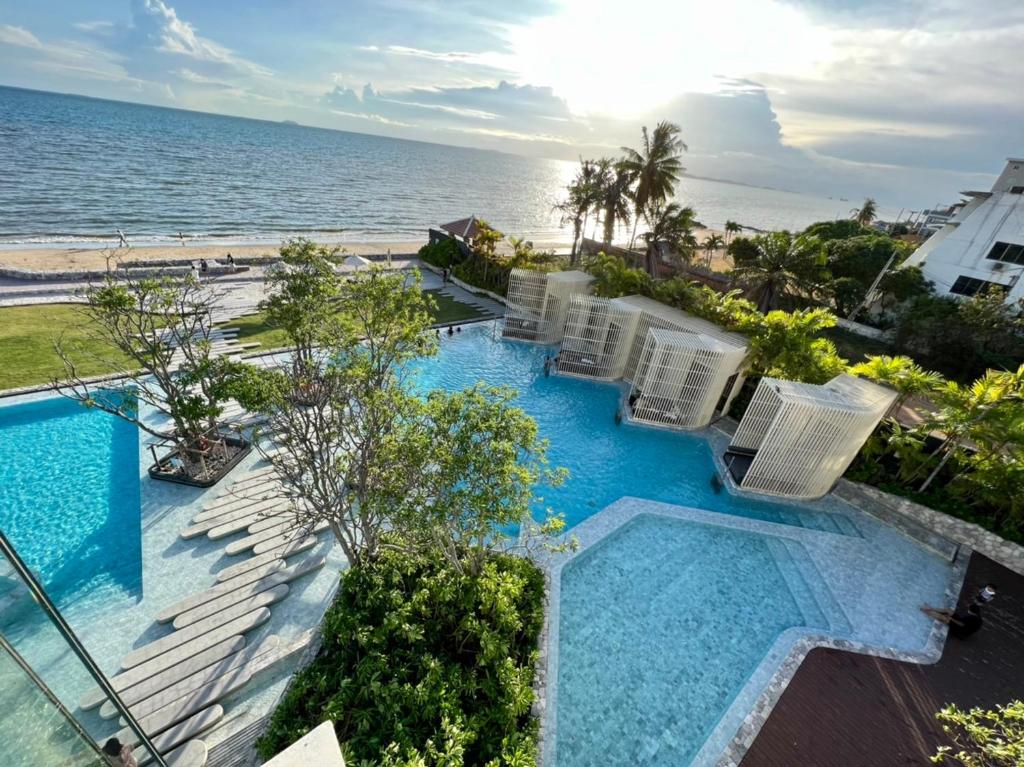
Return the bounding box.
[544,500,957,767]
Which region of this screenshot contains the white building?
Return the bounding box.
[904,158,1024,301]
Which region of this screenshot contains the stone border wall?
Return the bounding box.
[835,479,1024,575]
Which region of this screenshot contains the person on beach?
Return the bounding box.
[116,229,128,248]
[921,603,984,639]
[226,253,235,269]
[102,737,138,767]
[200,259,208,273]
[178,231,185,246]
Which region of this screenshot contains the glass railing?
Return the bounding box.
[0,532,164,767]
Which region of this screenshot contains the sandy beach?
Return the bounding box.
[0,232,730,273]
[0,241,429,272]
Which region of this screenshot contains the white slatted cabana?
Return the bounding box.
[502,269,594,343]
[725,374,896,499]
[555,293,749,428]
[630,328,749,430]
[558,294,640,379]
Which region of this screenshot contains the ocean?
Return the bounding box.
[0,86,868,248]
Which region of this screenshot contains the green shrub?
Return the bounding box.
[257,547,545,766]
[419,239,463,269]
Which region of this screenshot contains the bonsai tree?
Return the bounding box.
[54,267,252,484]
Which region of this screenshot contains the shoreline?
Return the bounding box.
[0,230,730,273]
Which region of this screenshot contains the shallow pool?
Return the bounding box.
[554,514,831,766]
[415,323,854,534]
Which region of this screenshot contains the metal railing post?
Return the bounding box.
[0,530,169,766]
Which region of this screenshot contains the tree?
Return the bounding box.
[584,252,652,298]
[251,269,439,566]
[619,121,687,250]
[877,264,932,310]
[724,220,742,244]
[850,355,944,418]
[396,384,565,576]
[933,700,1024,766]
[260,239,345,396]
[55,268,251,483]
[729,231,827,312]
[702,233,725,268]
[803,219,873,241]
[641,202,698,275]
[853,197,878,225]
[958,286,1024,357]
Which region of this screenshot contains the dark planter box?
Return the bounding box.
[148,431,252,488]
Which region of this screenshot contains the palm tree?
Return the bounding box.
[555,161,602,264]
[724,220,742,244]
[849,355,943,419]
[853,198,878,226]
[620,122,687,251]
[641,202,698,274]
[702,234,725,268]
[729,231,826,312]
[601,162,634,245]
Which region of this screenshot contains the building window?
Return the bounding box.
[985,241,1024,265]
[950,275,1005,297]
[1011,186,1024,194]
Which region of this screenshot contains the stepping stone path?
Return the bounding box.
[91,454,333,766]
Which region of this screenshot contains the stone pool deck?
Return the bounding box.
[741,550,1024,767]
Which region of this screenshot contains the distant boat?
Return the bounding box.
[280,119,299,126]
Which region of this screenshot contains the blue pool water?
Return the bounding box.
[415,323,853,534]
[555,514,829,767]
[0,396,141,616]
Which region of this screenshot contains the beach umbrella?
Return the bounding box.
[344,255,372,271]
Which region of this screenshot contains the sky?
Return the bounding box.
[0,0,1020,207]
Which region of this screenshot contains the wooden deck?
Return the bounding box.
[742,552,1024,766]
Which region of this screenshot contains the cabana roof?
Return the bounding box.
[439,216,499,241]
[611,294,747,350]
[764,375,895,414]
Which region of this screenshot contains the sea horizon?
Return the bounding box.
[0,85,887,253]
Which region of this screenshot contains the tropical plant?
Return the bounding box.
[556,159,604,263]
[933,700,1024,766]
[729,231,827,312]
[802,219,874,241]
[853,197,878,225]
[54,268,252,482]
[641,202,698,274]
[850,355,944,418]
[702,233,725,268]
[738,306,848,383]
[257,546,546,766]
[584,252,652,298]
[619,121,687,250]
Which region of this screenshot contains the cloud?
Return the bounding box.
[0,25,43,48]
[125,0,272,77]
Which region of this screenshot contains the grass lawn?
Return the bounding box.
[228,289,488,350]
[0,290,489,391]
[0,304,134,391]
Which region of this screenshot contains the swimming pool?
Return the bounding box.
[0,396,141,618]
[415,323,854,534]
[554,514,829,766]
